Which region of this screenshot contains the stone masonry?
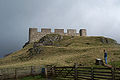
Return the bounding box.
[55,29,64,35]
[80,29,87,36]
[29,28,87,43]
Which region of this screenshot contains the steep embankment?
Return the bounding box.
[0,34,120,68]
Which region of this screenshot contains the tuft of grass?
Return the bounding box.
[20,75,73,80]
[113,53,120,55]
[20,75,44,80]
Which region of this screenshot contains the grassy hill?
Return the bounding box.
[0,34,120,68]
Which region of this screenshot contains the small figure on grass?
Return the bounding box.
[104,50,107,64]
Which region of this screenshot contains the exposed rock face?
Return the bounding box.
[33,42,43,47]
[28,47,43,57]
[28,34,63,57]
[100,38,117,44]
[38,34,63,46]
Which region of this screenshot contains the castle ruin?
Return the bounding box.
[29,28,87,43]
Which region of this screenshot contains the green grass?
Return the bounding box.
[19,75,73,80]
[0,35,120,68]
[19,75,44,80]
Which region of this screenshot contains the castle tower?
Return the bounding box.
[67,29,76,36]
[79,29,87,36]
[29,28,38,43]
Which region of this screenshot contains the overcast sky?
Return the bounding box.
[0,0,120,57]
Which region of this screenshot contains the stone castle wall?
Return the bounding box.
[29,28,87,43]
[67,29,76,36]
[55,29,64,35]
[80,29,87,36]
[41,28,51,33]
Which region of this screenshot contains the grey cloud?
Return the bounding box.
[0,0,120,57]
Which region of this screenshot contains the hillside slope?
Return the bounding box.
[0,34,120,68]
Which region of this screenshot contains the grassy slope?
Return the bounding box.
[0,35,120,68]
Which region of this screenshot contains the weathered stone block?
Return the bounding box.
[67,29,76,36]
[41,28,51,33]
[54,29,64,35]
[29,28,38,43]
[79,29,87,36]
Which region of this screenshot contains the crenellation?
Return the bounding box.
[54,29,64,35]
[76,33,80,36]
[41,28,51,33]
[80,29,87,36]
[29,28,87,43]
[67,29,76,36]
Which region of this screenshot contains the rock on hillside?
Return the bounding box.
[27,34,63,57]
[38,34,63,46]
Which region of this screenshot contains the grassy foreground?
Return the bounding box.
[19,75,73,80]
[0,35,120,68]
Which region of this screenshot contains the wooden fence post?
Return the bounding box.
[111,67,115,80]
[31,66,34,76]
[0,69,3,80]
[45,68,48,78]
[15,68,17,79]
[74,63,78,80]
[45,67,48,78]
[52,66,55,77]
[91,67,94,80]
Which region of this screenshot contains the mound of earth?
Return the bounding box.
[0,34,120,68]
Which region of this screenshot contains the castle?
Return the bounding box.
[29,28,87,43]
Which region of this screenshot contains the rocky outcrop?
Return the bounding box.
[100,37,117,44]
[28,34,63,58]
[38,34,63,46]
[28,47,43,57]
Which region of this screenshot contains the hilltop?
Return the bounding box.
[0,34,120,68]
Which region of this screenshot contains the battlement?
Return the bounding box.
[67,29,76,36]
[41,28,51,33]
[55,29,64,35]
[80,29,87,36]
[29,28,87,43]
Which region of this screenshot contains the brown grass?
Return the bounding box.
[0,36,120,68]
